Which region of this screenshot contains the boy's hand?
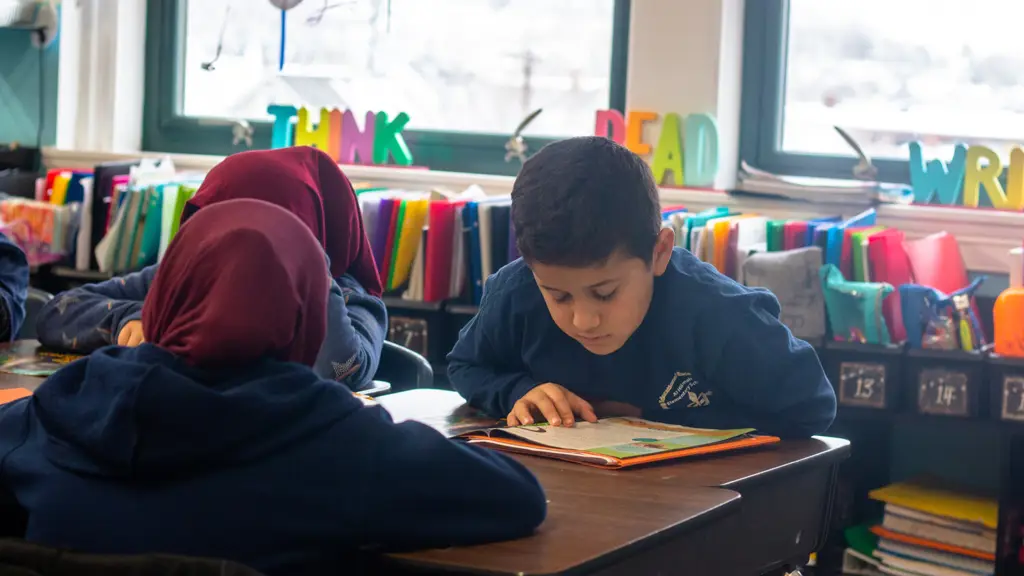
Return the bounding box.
[507,383,598,427]
[117,320,146,347]
[591,400,643,418]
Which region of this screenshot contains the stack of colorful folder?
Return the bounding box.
[865,480,997,576]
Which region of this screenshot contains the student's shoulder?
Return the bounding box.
[662,247,779,315]
[0,395,32,443]
[480,259,545,316]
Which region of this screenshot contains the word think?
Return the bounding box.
[594,110,720,187]
[910,141,1024,210]
[266,105,414,166]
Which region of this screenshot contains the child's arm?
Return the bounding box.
[36,266,156,351]
[698,290,836,438]
[0,235,28,341]
[312,275,387,390]
[351,406,546,550]
[446,287,539,418]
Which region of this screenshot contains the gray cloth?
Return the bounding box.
[742,246,826,341]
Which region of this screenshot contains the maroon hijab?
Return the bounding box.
[144,199,329,369]
[185,146,383,296]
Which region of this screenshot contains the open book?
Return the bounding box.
[457,417,780,469]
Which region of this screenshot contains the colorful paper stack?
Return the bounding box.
[0,197,78,266]
[867,480,996,576]
[94,182,199,274]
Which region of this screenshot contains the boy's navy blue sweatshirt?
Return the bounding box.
[0,345,545,575]
[0,233,28,340]
[35,266,386,390]
[448,248,837,438]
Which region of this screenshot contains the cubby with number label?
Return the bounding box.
[905,348,987,419]
[989,355,1024,423]
[822,341,904,411]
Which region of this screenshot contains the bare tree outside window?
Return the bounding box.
[182,0,615,137]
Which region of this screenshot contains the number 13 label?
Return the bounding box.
[838,362,887,409]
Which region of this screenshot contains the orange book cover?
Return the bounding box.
[0,388,32,405]
[870,525,995,562]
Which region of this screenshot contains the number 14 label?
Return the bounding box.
[917,369,968,416]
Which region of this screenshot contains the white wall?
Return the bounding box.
[625,0,745,189]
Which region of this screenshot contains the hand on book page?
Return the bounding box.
[507,383,598,428]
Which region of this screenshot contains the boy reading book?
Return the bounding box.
[447,137,836,438]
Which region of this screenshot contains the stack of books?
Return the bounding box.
[736,161,912,205]
[866,479,997,576]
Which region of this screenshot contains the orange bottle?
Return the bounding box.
[994,286,1024,357]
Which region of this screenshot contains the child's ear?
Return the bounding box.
[651,228,675,276]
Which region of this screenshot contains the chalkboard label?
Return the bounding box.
[838,362,886,409]
[917,369,969,416]
[1001,376,1024,422]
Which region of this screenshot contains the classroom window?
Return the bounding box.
[741,0,1024,182]
[144,0,630,175]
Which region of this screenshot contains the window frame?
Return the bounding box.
[739,0,914,184]
[142,0,631,176]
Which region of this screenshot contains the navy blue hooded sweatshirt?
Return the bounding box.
[35,267,386,390]
[0,233,28,340]
[0,345,546,575]
[448,248,836,438]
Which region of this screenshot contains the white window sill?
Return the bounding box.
[43,147,1020,276]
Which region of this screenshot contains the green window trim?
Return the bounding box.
[142,0,631,176]
[739,0,912,184]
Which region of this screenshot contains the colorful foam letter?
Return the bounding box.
[909,141,967,205]
[340,110,376,164]
[294,107,332,156]
[963,145,1010,209]
[594,109,626,144]
[651,113,684,186]
[328,108,343,161]
[373,111,413,166]
[684,113,720,187]
[625,110,658,156]
[267,104,297,149]
[1006,147,1024,211]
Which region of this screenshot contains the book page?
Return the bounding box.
[497,417,753,458]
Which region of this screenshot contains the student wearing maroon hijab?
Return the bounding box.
[0,200,545,575]
[36,147,387,390]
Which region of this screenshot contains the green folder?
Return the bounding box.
[766,220,788,252]
[851,226,885,282]
[136,185,164,269]
[386,200,408,290]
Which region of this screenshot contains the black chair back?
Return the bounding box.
[19,288,53,340]
[0,539,265,576]
[372,340,433,393]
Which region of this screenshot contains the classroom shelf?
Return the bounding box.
[381,297,444,312]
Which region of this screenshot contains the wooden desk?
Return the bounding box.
[387,474,741,575]
[379,389,851,575]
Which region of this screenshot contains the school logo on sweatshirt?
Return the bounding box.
[659,372,712,409]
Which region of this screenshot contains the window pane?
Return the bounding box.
[181,0,615,137]
[783,0,1024,161]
